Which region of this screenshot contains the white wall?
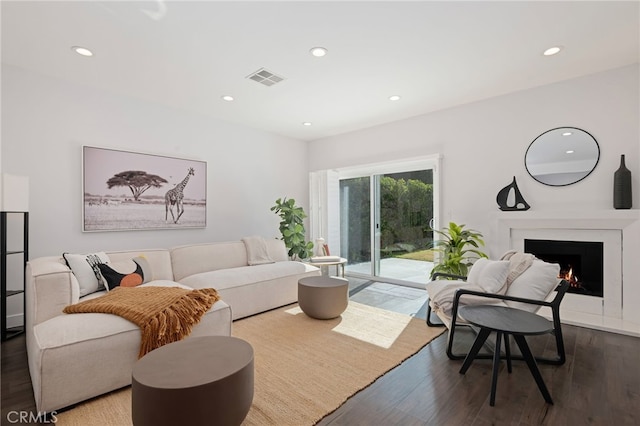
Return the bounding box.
[2,63,639,327]
[309,65,639,248]
[308,64,640,328]
[1,64,310,259]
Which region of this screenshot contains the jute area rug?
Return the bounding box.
[56,301,444,426]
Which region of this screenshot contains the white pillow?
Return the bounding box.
[63,252,110,296]
[467,259,510,294]
[505,260,560,312]
[242,236,275,266]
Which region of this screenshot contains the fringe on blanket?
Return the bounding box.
[138,288,219,357]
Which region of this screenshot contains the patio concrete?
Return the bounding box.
[346,257,434,285]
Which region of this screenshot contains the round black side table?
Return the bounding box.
[458,305,554,407]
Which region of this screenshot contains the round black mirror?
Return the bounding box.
[525,127,600,186]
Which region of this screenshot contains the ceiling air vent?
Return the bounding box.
[246,68,285,87]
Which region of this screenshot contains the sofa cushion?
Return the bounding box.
[171,242,248,281]
[171,239,289,281]
[63,252,110,296]
[179,261,314,291]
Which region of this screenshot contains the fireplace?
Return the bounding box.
[524,239,604,297]
[495,210,639,335]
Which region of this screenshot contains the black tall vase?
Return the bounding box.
[613,154,632,209]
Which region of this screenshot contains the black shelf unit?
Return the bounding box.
[1,211,29,341]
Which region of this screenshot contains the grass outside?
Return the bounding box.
[396,249,436,262]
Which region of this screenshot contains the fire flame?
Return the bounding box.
[560,266,580,287]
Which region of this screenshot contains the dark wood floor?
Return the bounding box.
[2,282,640,425]
[317,322,640,425]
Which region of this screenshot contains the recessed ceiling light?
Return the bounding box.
[309,47,328,57]
[389,95,401,101]
[72,46,93,57]
[566,150,575,154]
[221,95,234,102]
[543,46,562,56]
[562,132,572,136]
[302,122,312,126]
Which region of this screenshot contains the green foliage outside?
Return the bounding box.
[271,197,314,260]
[380,175,433,252]
[341,172,434,263]
[429,222,488,279]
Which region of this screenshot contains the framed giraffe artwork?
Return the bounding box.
[82,146,207,231]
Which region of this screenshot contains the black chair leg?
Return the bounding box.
[551,310,566,365]
[504,334,512,373]
[426,301,446,328]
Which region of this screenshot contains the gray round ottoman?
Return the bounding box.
[298,276,349,319]
[132,336,254,426]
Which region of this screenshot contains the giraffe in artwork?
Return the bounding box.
[165,167,195,224]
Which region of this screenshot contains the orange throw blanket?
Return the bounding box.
[63,286,220,358]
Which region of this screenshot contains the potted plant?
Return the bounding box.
[429,221,488,279]
[271,197,314,260]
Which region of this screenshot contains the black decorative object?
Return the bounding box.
[496,176,531,211]
[613,154,632,209]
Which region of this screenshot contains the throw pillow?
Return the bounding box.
[63,252,110,296]
[466,258,489,284]
[467,259,510,294]
[505,259,561,312]
[242,236,275,266]
[98,257,149,291]
[131,256,153,282]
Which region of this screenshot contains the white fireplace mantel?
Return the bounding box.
[492,209,640,337]
[493,209,639,231]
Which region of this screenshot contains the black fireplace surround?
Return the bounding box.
[524,239,604,297]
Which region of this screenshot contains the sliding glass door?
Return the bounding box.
[377,170,434,282]
[340,177,371,274]
[339,165,437,286]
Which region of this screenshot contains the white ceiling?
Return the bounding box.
[2,1,638,142]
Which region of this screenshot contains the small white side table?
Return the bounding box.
[306,257,347,277]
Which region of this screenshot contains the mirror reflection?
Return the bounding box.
[525,127,600,186]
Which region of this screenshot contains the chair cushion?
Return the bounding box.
[505,260,560,312]
[467,259,510,294]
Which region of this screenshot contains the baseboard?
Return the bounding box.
[6,313,24,329]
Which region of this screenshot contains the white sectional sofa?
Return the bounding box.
[25,238,319,413]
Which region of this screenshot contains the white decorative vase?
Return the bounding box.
[315,238,325,256]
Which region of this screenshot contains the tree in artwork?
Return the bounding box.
[106,171,168,201]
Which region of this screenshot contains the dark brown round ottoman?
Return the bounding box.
[132,336,254,426]
[298,276,349,319]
